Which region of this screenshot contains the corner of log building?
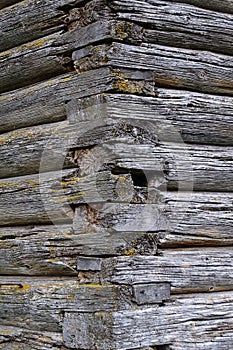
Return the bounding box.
[0,0,233,349]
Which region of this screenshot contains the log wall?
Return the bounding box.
[0,0,233,349]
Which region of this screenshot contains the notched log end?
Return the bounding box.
[133,283,171,305]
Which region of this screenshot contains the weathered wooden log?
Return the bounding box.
[0,277,133,332]
[0,67,156,133]
[73,192,233,236]
[73,42,233,95]
[68,0,233,54]
[0,19,150,94]
[71,93,233,146]
[63,291,233,349]
[1,114,232,186]
[0,0,72,51]
[0,225,157,275]
[0,325,65,350]
[72,141,233,191]
[0,169,136,226]
[0,32,70,94]
[101,248,233,293]
[169,0,233,14]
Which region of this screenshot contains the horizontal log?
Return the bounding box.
[0,32,69,94]
[0,225,157,275]
[169,0,233,14]
[0,277,132,332]
[0,0,88,49]
[0,67,156,133]
[0,169,136,226]
[72,93,233,146]
[0,19,153,94]
[70,0,233,54]
[63,291,233,349]
[1,113,232,184]
[0,0,71,52]
[73,41,233,95]
[98,248,233,293]
[72,141,233,191]
[73,192,233,236]
[0,325,65,350]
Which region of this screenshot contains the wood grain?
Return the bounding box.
[70,0,233,54]
[103,247,233,293]
[72,93,233,146]
[0,67,156,133]
[73,41,233,95]
[0,225,157,275]
[0,325,65,350]
[0,169,136,226]
[1,115,232,187]
[63,291,233,349]
[0,277,132,332]
[73,192,233,238]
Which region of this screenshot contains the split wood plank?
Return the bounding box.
[0,0,84,51]
[101,248,233,293]
[71,93,233,146]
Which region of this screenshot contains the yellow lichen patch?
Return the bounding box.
[1,329,10,335]
[115,23,128,40]
[67,295,75,300]
[20,284,31,291]
[0,127,47,145]
[60,177,80,186]
[122,248,137,256]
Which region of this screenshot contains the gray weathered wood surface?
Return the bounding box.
[74,192,233,235]
[73,41,233,95]
[63,291,233,349]
[70,0,233,54]
[169,0,233,13]
[0,325,65,350]
[1,118,232,189]
[1,0,233,348]
[70,93,233,146]
[100,248,233,293]
[0,227,158,275]
[0,169,137,226]
[0,278,132,331]
[0,67,156,133]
